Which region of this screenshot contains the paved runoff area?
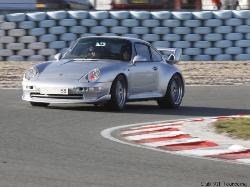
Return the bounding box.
[0,85,249,186]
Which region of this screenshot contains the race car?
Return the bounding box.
[22,36,184,110]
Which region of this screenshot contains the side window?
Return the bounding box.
[150,47,162,62]
[135,43,151,61]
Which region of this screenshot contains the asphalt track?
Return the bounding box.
[0,86,250,187]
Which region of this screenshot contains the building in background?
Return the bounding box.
[0,0,204,11]
[89,0,249,10]
[173,0,202,10]
[0,0,249,11]
[92,0,201,10]
[220,0,238,10]
[0,0,91,11]
[202,0,250,9]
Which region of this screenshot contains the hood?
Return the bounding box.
[38,59,119,80]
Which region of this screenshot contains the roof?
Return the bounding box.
[78,36,150,45]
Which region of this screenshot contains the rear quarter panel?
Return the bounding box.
[158,61,183,95]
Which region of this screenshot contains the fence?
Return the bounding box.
[0,10,250,61]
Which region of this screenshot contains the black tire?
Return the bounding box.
[30,102,49,107]
[108,75,127,111]
[157,74,184,109]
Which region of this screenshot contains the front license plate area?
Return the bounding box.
[40,87,68,95]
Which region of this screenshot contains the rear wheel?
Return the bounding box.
[157,74,184,109]
[30,102,49,107]
[108,75,127,111]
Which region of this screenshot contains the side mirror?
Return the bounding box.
[54,53,62,61]
[132,55,147,65]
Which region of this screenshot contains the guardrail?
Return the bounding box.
[0,10,250,61]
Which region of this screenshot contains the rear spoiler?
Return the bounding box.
[156,48,182,64]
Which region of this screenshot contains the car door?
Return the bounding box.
[128,43,159,95]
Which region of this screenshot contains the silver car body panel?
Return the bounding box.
[22,36,184,104]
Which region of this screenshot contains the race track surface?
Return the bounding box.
[0,86,249,187]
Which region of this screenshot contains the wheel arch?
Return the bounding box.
[109,73,128,94]
[171,72,185,96]
[175,72,185,96]
[157,72,185,109]
[163,72,185,97]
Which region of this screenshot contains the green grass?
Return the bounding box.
[214,117,250,140]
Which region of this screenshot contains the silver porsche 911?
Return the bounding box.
[22,36,184,110]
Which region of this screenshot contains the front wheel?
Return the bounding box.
[157,74,184,109]
[30,102,49,107]
[109,75,127,111]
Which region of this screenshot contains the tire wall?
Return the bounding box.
[0,10,250,61]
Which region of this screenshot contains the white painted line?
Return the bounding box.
[142,137,202,147]
[121,125,181,135]
[180,119,217,127]
[129,121,187,130]
[237,158,250,164]
[129,124,168,130]
[176,145,246,156]
[224,115,250,118]
[125,131,185,141]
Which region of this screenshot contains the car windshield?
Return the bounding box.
[63,38,132,61]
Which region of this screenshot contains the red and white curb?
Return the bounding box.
[101,114,250,165]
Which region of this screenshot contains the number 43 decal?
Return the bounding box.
[96,42,106,46]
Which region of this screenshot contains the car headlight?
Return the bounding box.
[24,67,39,80]
[87,68,101,82]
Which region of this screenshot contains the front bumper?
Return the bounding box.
[22,79,112,104]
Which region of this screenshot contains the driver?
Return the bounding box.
[86,46,109,59]
[86,46,96,58]
[121,45,131,61]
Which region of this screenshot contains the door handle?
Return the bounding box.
[152,66,158,71]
